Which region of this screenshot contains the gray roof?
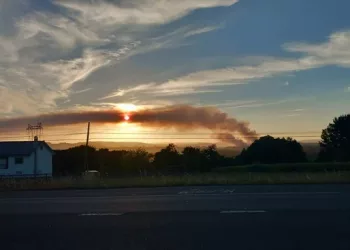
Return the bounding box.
[0,141,53,157]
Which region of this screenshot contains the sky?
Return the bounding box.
[1,0,350,145]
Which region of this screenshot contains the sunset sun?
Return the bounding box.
[124,114,130,121]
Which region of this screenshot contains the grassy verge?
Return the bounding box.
[1,171,350,191]
[213,162,350,173]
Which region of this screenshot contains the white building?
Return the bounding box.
[0,140,53,177]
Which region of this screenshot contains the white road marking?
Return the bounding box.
[178,191,340,196]
[79,213,124,216]
[220,210,266,214]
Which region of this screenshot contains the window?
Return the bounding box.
[0,158,8,169]
[15,157,23,165]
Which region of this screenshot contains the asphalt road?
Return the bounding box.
[1,185,350,250]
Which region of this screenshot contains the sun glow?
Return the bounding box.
[124,114,130,121]
[117,103,138,112]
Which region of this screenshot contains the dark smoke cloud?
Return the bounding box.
[216,133,248,148]
[0,110,125,131]
[0,105,258,145]
[131,105,258,142]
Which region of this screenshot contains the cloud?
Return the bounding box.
[346,86,350,92]
[183,25,222,38]
[92,99,176,110]
[73,88,93,94]
[1,0,232,117]
[55,0,238,28]
[215,100,289,109]
[0,37,18,63]
[284,81,289,86]
[0,104,257,145]
[151,88,222,97]
[117,30,350,97]
[284,31,350,67]
[0,85,51,115]
[279,108,305,118]
[41,50,110,90]
[280,113,301,118]
[125,24,222,59]
[16,13,103,50]
[100,82,223,99]
[3,0,350,120]
[101,83,156,100]
[151,57,316,91]
[0,66,70,115]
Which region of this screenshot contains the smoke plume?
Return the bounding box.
[216,133,248,148]
[0,105,258,146]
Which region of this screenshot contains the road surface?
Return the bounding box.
[1,185,350,250]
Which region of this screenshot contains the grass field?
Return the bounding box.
[1,170,350,191]
[213,162,350,173]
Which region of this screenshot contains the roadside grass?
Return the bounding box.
[213,162,350,173]
[1,171,350,191]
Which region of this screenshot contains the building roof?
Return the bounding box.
[0,141,53,157]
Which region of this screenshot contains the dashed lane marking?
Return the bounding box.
[220,210,266,214]
[78,213,124,216]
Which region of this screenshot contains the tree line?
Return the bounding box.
[53,114,350,176]
[53,143,234,176]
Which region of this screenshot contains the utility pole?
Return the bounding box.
[84,122,90,171]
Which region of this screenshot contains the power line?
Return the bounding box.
[0,135,322,140]
[29,136,321,142]
[0,134,322,140]
[0,131,322,137]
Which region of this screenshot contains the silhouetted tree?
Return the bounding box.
[53,143,232,176]
[201,144,221,171]
[121,148,153,175]
[318,114,350,162]
[236,136,307,164]
[153,144,182,173]
[53,145,97,176]
[99,149,128,176]
[182,146,202,172]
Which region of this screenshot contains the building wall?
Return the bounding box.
[0,154,35,176]
[36,143,53,176]
[0,142,53,177]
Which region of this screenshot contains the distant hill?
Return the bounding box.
[48,141,320,159]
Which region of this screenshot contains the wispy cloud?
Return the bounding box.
[151,88,223,97]
[292,109,305,112]
[215,100,289,109]
[279,108,305,118]
[116,30,350,97]
[73,88,93,94]
[100,83,156,100]
[41,50,110,90]
[183,25,222,38]
[126,24,222,58]
[55,0,238,27]
[280,113,301,118]
[213,100,259,108]
[283,31,350,68]
[1,0,235,116]
[0,85,56,115]
[16,12,104,50]
[100,82,223,99]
